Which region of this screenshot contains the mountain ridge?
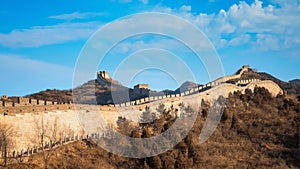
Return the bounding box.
[26,66,300,104]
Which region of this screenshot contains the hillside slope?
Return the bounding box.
[290,79,300,85]
[27,80,154,105]
[10,88,300,169]
[26,89,73,103]
[239,71,300,94]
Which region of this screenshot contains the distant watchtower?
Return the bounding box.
[97,71,113,85]
[96,71,121,85]
[242,65,250,70]
[240,65,250,74]
[235,65,251,76]
[1,95,8,101]
[97,71,112,80]
[134,84,149,95]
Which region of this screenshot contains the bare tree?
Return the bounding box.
[32,115,60,169]
[140,107,157,125]
[0,123,14,167]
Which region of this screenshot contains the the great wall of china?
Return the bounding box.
[0,66,283,159]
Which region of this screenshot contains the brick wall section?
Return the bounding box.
[0,79,281,115]
[0,79,283,155]
[0,104,74,116]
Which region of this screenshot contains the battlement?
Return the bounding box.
[0,78,283,156]
[96,71,121,86]
[97,71,111,80]
[235,65,251,76]
[0,66,285,160]
[134,84,149,90]
[1,78,281,116]
[0,65,282,116]
[106,78,274,108]
[0,96,71,107]
[133,84,150,95]
[0,96,73,116]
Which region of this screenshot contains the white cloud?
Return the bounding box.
[139,0,148,4]
[229,34,251,46]
[89,0,300,55]
[180,5,192,12]
[255,34,280,51]
[96,13,214,55]
[268,0,299,6]
[113,37,192,54]
[2,0,299,53]
[0,22,101,48]
[226,1,277,33]
[49,12,106,20]
[153,1,300,51]
[223,0,300,51]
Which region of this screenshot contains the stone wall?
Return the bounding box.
[0,78,283,156]
[0,79,269,115]
[96,71,120,86]
[0,109,81,151]
[212,65,250,84]
[0,102,73,116]
[245,80,283,96]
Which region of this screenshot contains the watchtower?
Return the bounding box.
[134,84,149,95]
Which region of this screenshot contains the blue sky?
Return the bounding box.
[0,0,300,96]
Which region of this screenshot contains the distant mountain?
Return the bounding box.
[26,67,300,104]
[161,89,174,95]
[27,80,201,104]
[28,80,158,105]
[174,81,200,94]
[70,80,151,105]
[289,79,300,85]
[26,89,72,103]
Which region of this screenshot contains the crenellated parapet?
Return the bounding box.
[96,71,120,86]
[105,78,265,108]
[0,64,280,115]
[1,96,71,107]
[0,97,73,116]
[0,78,280,117]
[0,78,273,116]
[244,80,283,96]
[212,65,251,84]
[0,64,286,162]
[0,78,283,159]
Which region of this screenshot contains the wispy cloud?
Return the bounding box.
[228,34,251,47]
[0,22,101,48]
[0,54,74,96]
[112,0,148,4]
[1,1,299,53]
[113,36,196,54]
[49,12,107,21]
[112,0,132,3]
[139,0,149,4]
[180,5,192,12]
[268,0,300,6]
